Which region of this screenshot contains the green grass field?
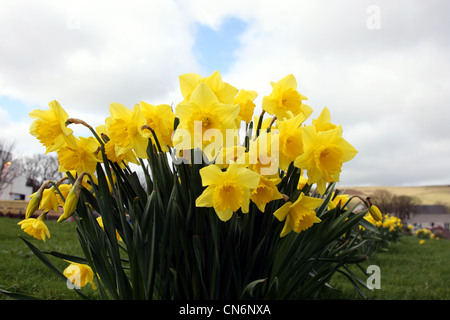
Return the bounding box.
[324,235,450,300]
[1,216,449,300]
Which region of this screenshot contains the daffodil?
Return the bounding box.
[29,100,77,153]
[363,213,378,226]
[196,163,260,221]
[174,82,240,151]
[18,213,50,241]
[250,176,283,212]
[179,70,238,104]
[30,187,59,213]
[140,102,175,151]
[312,107,338,132]
[58,172,87,223]
[215,145,247,168]
[247,131,279,176]
[63,262,97,289]
[274,193,323,237]
[233,89,258,124]
[57,136,100,176]
[297,171,308,190]
[294,125,357,194]
[277,112,306,171]
[105,103,150,159]
[96,124,139,168]
[262,74,312,121]
[328,193,350,210]
[55,184,72,206]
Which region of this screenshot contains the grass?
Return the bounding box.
[324,235,450,300]
[0,216,99,300]
[1,216,450,300]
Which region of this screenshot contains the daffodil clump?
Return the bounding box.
[363,211,404,246]
[9,71,380,300]
[416,227,435,240]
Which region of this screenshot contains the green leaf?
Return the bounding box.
[19,236,89,300]
[0,288,41,300]
[240,278,267,299]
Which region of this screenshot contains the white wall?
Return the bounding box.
[0,175,34,200]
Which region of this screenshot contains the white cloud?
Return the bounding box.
[220,0,450,186]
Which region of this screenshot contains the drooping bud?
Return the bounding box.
[57,172,87,223]
[25,181,51,219]
[369,205,383,222]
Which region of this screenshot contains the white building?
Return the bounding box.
[0,175,34,200]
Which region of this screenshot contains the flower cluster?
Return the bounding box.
[416,227,435,240]
[23,71,357,243]
[9,71,379,300]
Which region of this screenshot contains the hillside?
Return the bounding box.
[338,185,450,207]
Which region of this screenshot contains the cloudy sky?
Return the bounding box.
[0,0,449,187]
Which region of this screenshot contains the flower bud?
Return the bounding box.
[369,205,383,222]
[57,172,87,223]
[25,181,51,219]
[25,192,42,219]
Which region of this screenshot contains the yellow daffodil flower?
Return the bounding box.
[196,163,260,221]
[312,107,338,133]
[57,136,101,176]
[294,125,357,194]
[63,261,97,290]
[328,193,350,210]
[262,74,312,121]
[179,70,238,104]
[105,103,150,159]
[58,173,87,223]
[233,89,258,124]
[363,213,378,226]
[174,82,240,151]
[277,112,306,171]
[215,145,247,169]
[96,124,139,167]
[29,100,77,154]
[274,192,323,237]
[297,170,308,190]
[247,131,279,176]
[140,102,176,151]
[250,176,283,212]
[55,184,72,206]
[18,213,50,241]
[30,187,59,213]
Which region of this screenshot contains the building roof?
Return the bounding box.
[414,205,448,214]
[407,213,450,224]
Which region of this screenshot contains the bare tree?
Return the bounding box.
[0,139,18,193]
[370,189,419,221]
[391,195,419,220]
[370,189,395,214]
[19,154,63,192]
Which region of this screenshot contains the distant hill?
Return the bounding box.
[338,185,450,208]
